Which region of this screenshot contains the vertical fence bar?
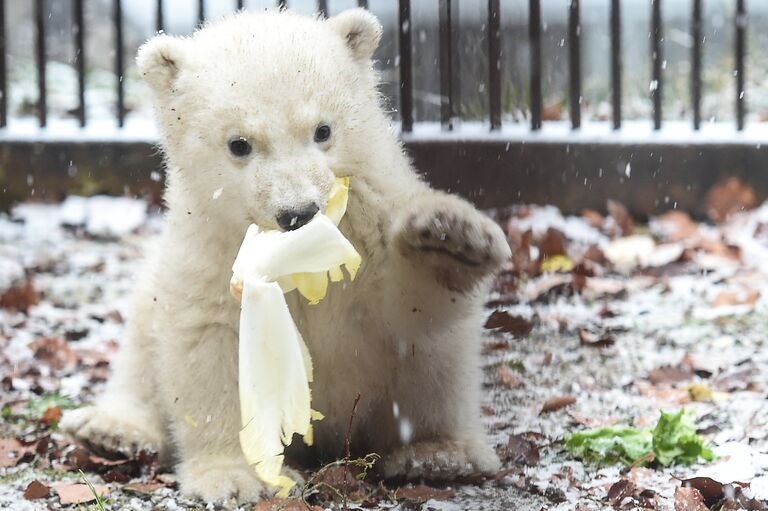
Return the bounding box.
[439,0,455,129]
[610,0,621,130]
[198,0,205,26]
[237,0,245,10]
[735,0,746,131]
[156,0,164,32]
[651,0,662,130]
[568,0,581,129]
[35,0,46,128]
[398,0,413,132]
[0,0,6,128]
[114,0,124,127]
[73,0,85,127]
[488,0,501,130]
[529,0,542,130]
[317,0,327,18]
[692,0,701,130]
[358,0,368,8]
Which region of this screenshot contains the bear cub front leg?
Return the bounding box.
[392,193,510,292]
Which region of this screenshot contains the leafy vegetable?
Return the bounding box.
[565,409,714,467]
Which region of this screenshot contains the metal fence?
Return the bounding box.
[0,0,766,218]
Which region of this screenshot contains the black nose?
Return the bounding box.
[276,204,320,231]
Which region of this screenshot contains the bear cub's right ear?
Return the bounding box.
[137,35,187,93]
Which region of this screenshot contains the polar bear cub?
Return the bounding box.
[62,8,511,502]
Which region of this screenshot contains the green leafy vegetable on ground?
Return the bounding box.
[565,409,715,467]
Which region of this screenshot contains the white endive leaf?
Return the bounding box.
[232,177,360,496]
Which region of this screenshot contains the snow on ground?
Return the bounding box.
[2,196,768,510]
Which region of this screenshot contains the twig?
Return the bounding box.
[345,393,361,460]
[343,393,361,511]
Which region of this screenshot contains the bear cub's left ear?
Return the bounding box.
[327,8,383,62]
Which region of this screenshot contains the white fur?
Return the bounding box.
[61,8,510,503]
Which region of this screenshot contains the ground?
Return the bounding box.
[2,184,768,510]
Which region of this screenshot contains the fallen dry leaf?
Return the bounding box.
[648,365,694,385]
[23,480,50,500]
[0,437,35,468]
[0,280,39,313]
[497,365,524,389]
[29,337,77,371]
[252,498,322,511]
[40,406,62,426]
[652,210,699,242]
[579,328,615,348]
[53,482,109,505]
[712,288,759,308]
[540,395,577,414]
[608,479,635,507]
[536,228,567,259]
[581,209,604,230]
[396,484,456,502]
[503,433,540,466]
[705,177,757,222]
[674,486,708,511]
[484,311,534,337]
[607,200,634,237]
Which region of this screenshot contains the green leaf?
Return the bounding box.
[565,408,714,467]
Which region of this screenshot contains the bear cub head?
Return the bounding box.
[137,9,383,232]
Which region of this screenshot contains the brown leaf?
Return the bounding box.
[396,484,456,502]
[496,365,524,389]
[542,103,563,121]
[0,437,35,468]
[124,481,168,494]
[0,280,39,313]
[674,487,708,511]
[312,464,368,502]
[607,479,635,507]
[648,365,694,385]
[537,228,567,259]
[712,363,760,392]
[540,396,577,414]
[578,329,615,348]
[252,499,322,511]
[581,209,604,230]
[484,311,534,337]
[652,211,699,242]
[23,480,51,500]
[53,482,109,505]
[29,337,77,371]
[607,200,634,237]
[40,406,62,426]
[712,288,759,308]
[503,433,540,466]
[705,177,757,222]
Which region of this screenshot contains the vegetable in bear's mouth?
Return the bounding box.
[230,177,360,497]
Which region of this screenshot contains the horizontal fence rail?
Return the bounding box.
[0,0,764,217]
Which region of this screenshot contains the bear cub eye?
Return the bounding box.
[228,137,252,157]
[314,123,332,144]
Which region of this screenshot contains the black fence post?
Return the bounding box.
[651,0,663,130]
[610,0,621,130]
[529,0,542,131]
[488,0,501,131]
[398,0,413,133]
[736,0,746,131]
[157,0,164,33]
[114,0,124,127]
[35,0,47,128]
[692,0,702,130]
[73,0,86,127]
[0,0,6,128]
[568,0,581,130]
